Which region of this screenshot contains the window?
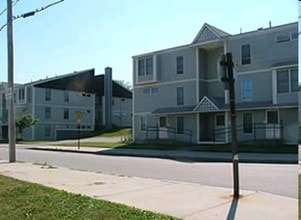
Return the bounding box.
[146,57,153,75]
[267,111,278,124]
[290,68,298,92]
[291,32,298,40]
[63,108,69,119]
[45,89,51,101]
[176,56,183,74]
[276,34,290,42]
[241,44,251,65]
[242,80,253,101]
[277,68,298,93]
[18,88,25,102]
[177,116,184,134]
[64,91,69,102]
[216,115,225,126]
[151,87,158,94]
[277,69,289,93]
[243,113,252,133]
[143,87,158,95]
[177,87,184,105]
[138,57,153,76]
[140,115,146,131]
[159,117,167,127]
[45,125,51,137]
[45,107,51,119]
[138,59,145,76]
[143,88,150,94]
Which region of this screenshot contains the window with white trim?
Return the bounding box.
[216,115,225,126]
[45,107,51,119]
[143,87,159,95]
[276,68,298,93]
[177,87,184,105]
[242,79,253,101]
[45,125,51,137]
[241,44,251,65]
[45,88,51,101]
[176,56,183,74]
[63,108,69,119]
[276,34,290,43]
[138,57,153,76]
[18,88,25,103]
[159,117,167,127]
[146,57,153,75]
[267,111,278,124]
[64,91,69,102]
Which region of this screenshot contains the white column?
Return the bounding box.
[272,70,277,104]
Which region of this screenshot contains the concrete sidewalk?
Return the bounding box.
[0,160,297,220]
[25,145,298,164]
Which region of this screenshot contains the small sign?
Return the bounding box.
[75,111,83,124]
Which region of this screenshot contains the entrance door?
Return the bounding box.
[215,114,226,142]
[266,110,280,139]
[199,114,214,142]
[159,116,168,139]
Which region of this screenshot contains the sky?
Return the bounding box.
[0,0,298,85]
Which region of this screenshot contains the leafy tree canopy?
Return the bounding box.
[15,114,38,134]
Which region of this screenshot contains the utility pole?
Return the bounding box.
[7,0,16,163]
[220,52,239,198]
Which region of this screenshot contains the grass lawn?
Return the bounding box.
[0,174,177,220]
[95,128,132,138]
[193,144,297,154]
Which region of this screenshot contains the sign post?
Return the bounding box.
[75,111,83,150]
[219,53,240,199]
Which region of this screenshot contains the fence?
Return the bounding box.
[145,126,192,143]
[213,122,283,143]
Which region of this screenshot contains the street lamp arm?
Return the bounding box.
[0,0,65,32]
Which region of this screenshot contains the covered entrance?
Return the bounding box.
[195,96,227,143]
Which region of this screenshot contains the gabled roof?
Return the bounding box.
[194,96,220,112]
[191,23,230,44]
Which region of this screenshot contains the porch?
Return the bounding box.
[213,122,283,144]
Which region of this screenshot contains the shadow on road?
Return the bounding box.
[25,147,298,164]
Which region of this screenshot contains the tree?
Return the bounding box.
[115,80,132,91]
[15,114,38,139]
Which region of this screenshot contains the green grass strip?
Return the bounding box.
[0,174,177,220]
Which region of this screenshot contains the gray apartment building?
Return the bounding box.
[133,22,298,145]
[0,68,132,140]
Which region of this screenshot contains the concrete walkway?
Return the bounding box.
[0,160,297,219]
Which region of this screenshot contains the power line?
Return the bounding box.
[15,0,64,19]
[0,0,22,17]
[0,0,65,32]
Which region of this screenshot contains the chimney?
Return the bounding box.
[269,21,272,28]
[104,67,112,129]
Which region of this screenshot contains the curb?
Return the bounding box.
[27,147,298,164]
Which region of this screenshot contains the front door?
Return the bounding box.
[199,114,214,142]
[266,110,280,139]
[215,114,226,142]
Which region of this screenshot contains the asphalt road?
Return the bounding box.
[0,146,298,199]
